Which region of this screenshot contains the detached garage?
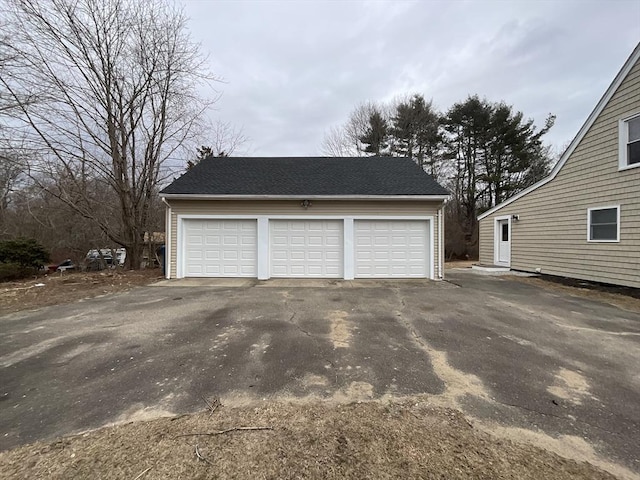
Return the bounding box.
[160,157,449,280]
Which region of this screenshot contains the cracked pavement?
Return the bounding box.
[1,271,639,478]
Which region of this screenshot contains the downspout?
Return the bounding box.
[439,204,444,280]
[161,197,172,279]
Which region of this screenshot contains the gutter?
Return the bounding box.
[160,194,451,201]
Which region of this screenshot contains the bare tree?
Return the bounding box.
[321,102,378,157]
[321,125,353,156]
[0,0,217,268]
[210,120,247,157]
[0,151,26,230]
[3,181,111,264]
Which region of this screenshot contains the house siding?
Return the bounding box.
[479,58,640,288]
[165,200,444,279]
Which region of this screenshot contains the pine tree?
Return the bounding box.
[359,109,389,156]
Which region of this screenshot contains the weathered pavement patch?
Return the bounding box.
[0,272,639,479]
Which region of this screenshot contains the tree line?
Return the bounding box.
[0,0,555,268]
[322,94,556,258]
[0,0,241,269]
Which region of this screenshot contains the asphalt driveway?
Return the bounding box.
[1,271,639,476]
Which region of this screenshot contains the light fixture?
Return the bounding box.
[301,199,312,209]
[512,214,520,221]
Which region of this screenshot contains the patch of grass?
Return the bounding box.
[0,401,616,479]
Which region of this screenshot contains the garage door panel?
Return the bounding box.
[290,251,305,261]
[326,236,341,246]
[355,220,429,278]
[184,219,257,277]
[325,250,341,261]
[308,236,322,246]
[272,250,287,260]
[188,234,203,244]
[270,220,343,278]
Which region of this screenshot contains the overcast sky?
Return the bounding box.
[183,0,640,157]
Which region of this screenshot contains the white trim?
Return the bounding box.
[493,215,511,267]
[257,217,269,280]
[178,217,186,279]
[587,205,620,243]
[162,194,449,201]
[479,43,640,221]
[178,214,433,221]
[161,197,172,279]
[429,217,435,280]
[175,214,435,280]
[343,217,355,280]
[618,112,640,171]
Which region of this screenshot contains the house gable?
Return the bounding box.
[479,43,640,221]
[478,44,640,288]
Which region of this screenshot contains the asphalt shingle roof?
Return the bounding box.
[161,156,449,196]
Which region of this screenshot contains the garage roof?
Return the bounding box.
[161,157,449,197]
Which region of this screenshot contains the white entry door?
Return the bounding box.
[269,220,344,277]
[354,220,429,278]
[183,219,257,277]
[496,219,511,266]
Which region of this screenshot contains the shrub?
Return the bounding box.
[0,263,32,282]
[0,238,50,268]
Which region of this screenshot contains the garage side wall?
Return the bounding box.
[479,59,640,288]
[165,200,443,279]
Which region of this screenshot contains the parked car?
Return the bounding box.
[85,248,126,270]
[47,259,76,272]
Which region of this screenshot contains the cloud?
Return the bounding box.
[183,0,640,156]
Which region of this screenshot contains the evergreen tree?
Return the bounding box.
[391,95,443,175]
[443,95,554,256]
[359,109,389,155]
[187,145,218,170]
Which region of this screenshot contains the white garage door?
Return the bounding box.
[183,219,257,277]
[355,220,429,278]
[270,220,343,277]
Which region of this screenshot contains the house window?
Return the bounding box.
[619,113,640,170]
[587,206,619,242]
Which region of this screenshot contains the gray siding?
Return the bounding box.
[165,200,444,279]
[479,58,640,288]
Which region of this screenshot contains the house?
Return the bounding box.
[160,157,449,280]
[477,43,640,288]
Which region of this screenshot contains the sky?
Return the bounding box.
[182,0,640,157]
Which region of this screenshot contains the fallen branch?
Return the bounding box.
[175,426,273,438]
[132,467,152,479]
[200,395,221,417]
[195,444,213,465]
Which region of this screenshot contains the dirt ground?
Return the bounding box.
[0,399,617,480]
[0,269,163,315]
[445,260,476,269]
[507,276,640,313]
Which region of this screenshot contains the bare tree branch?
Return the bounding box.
[0,0,219,268]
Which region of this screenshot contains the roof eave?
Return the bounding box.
[478,41,640,222]
[160,194,450,201]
